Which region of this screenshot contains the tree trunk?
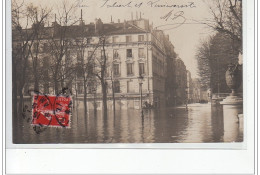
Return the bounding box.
[83,77,88,117]
[101,81,107,118]
[18,83,24,116]
[94,91,97,117]
[12,59,18,119]
[61,78,64,90]
[34,78,39,92]
[33,57,39,91]
[54,62,60,94]
[54,77,58,94]
[112,81,116,118]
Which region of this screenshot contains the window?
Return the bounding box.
[138,35,144,42]
[77,52,83,63]
[114,81,120,93]
[138,48,145,58]
[139,63,145,75]
[113,49,119,59]
[127,63,133,75]
[33,43,38,52]
[44,83,49,94]
[113,36,119,43]
[87,82,95,93]
[126,49,132,58]
[88,64,94,75]
[87,38,91,44]
[43,43,48,51]
[88,51,93,58]
[127,81,134,93]
[77,83,83,94]
[126,35,132,42]
[77,66,84,77]
[100,50,106,60]
[113,64,120,76]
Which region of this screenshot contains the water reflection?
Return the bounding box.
[211,105,224,142]
[13,103,243,143]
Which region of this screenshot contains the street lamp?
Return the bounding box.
[92,83,97,116]
[138,74,144,116]
[185,87,188,110]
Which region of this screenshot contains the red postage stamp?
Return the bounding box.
[31,94,72,127]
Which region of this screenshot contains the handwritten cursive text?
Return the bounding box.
[147,0,196,8]
[100,0,143,8]
[156,10,187,30]
[75,0,89,8]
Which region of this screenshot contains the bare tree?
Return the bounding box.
[196,32,240,92]
[12,0,49,116]
[94,37,109,118]
[47,0,78,94]
[27,5,51,92]
[74,35,100,117]
[110,69,116,118]
[203,0,242,52]
[196,37,212,90]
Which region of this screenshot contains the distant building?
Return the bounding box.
[175,58,187,105]
[164,35,177,107]
[186,70,193,103]
[192,78,208,103]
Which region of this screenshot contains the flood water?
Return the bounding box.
[13,103,243,143]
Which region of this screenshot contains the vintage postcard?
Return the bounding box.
[11,0,243,144]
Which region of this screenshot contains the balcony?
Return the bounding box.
[113,73,121,78]
[113,56,120,61]
[127,73,134,77]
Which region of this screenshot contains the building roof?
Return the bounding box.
[12,19,149,41]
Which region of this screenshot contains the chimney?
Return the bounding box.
[79,9,85,25]
[95,18,103,34]
[95,18,98,32]
[81,9,83,20]
[111,15,113,23]
[52,14,59,27]
[51,14,60,36]
[136,11,138,20]
[131,12,133,20]
[118,19,120,23]
[140,12,141,19]
[36,11,38,22]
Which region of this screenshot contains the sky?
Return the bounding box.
[17,0,215,78]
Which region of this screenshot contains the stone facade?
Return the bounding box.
[175,58,187,105]
[13,18,186,109]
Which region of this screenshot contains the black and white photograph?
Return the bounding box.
[12,0,243,144]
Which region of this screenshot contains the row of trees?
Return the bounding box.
[196,0,242,92]
[12,0,114,118]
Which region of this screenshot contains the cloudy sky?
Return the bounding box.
[17,0,215,78]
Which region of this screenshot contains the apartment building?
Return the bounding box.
[13,17,183,110]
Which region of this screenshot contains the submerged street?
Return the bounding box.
[14,103,243,143]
